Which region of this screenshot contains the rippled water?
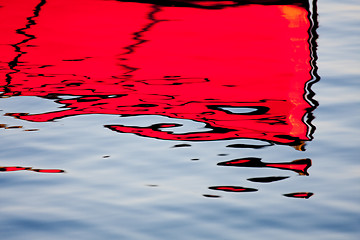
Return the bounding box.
[1,0,359,239]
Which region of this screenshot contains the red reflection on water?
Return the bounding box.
[209,186,258,192]
[0,0,316,146]
[0,166,31,172]
[283,192,313,199]
[0,166,65,173]
[218,158,312,175]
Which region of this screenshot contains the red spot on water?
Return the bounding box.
[267,163,308,172]
[31,169,65,173]
[218,158,311,175]
[217,187,247,192]
[0,166,30,172]
[284,192,313,199]
[209,186,257,192]
[266,158,311,175]
[223,159,251,165]
[0,166,65,174]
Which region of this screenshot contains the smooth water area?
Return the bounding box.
[1,0,359,239]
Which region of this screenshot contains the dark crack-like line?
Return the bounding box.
[4,0,46,87]
[119,4,163,77]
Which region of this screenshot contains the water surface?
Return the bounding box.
[0,0,359,239]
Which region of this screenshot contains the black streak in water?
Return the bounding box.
[119,5,163,76]
[172,143,191,148]
[283,192,313,199]
[226,143,272,149]
[303,0,320,141]
[247,176,289,183]
[117,0,309,10]
[5,0,47,87]
[209,186,258,192]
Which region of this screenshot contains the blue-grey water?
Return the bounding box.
[1,0,359,239]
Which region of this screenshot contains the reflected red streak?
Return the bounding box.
[293,193,308,197]
[0,166,65,173]
[266,163,308,172]
[284,192,313,199]
[210,186,257,192]
[0,1,314,145]
[0,166,31,172]
[223,159,251,165]
[218,158,311,175]
[158,124,179,128]
[213,187,247,192]
[31,169,65,173]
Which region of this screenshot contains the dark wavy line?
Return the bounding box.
[119,4,163,76]
[303,0,320,141]
[117,0,309,10]
[5,0,46,86]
